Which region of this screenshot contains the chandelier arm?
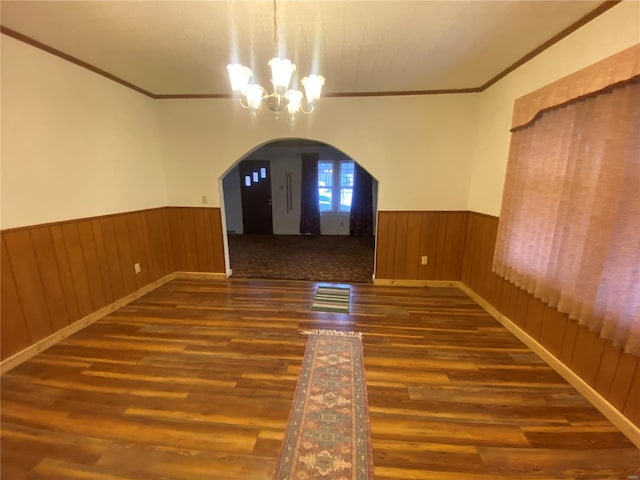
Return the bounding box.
[299,103,316,115]
[238,96,252,109]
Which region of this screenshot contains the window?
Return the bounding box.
[494,79,640,355]
[318,160,354,212]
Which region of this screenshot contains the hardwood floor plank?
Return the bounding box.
[1,278,638,479]
[478,446,640,477]
[1,422,111,464]
[96,442,276,480]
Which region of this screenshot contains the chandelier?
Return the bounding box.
[226,0,325,120]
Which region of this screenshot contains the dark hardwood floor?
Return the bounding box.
[1,279,638,479]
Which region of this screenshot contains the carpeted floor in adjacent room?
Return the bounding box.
[227,234,375,284]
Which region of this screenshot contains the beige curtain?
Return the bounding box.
[495,75,640,356]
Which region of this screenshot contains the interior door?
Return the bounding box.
[239,160,273,234]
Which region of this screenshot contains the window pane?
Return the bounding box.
[340,161,354,187]
[319,187,332,211]
[318,161,333,188]
[340,187,352,211]
[244,175,251,187]
[253,171,259,182]
[260,167,267,179]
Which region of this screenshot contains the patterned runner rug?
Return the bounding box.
[273,330,374,480]
[311,286,351,313]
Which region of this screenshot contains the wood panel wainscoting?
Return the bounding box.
[1,207,226,367]
[461,211,640,431]
[375,210,467,282]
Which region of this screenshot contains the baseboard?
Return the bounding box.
[373,279,462,288]
[458,282,640,449]
[0,272,176,375]
[174,271,229,280]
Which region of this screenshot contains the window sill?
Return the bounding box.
[320,211,351,216]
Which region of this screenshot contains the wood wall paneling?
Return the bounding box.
[144,208,171,279]
[3,229,53,342]
[28,226,70,331]
[571,325,607,386]
[623,368,640,425]
[125,212,150,289]
[513,288,530,330]
[0,237,31,357]
[98,217,126,301]
[374,211,390,279]
[49,225,81,322]
[402,213,421,279]
[61,222,97,317]
[560,319,579,366]
[193,209,212,272]
[595,343,623,397]
[210,208,226,272]
[382,212,397,278]
[523,294,544,341]
[392,212,409,279]
[436,211,467,279]
[418,213,439,280]
[77,220,108,311]
[179,208,199,272]
[481,220,499,302]
[163,207,226,274]
[166,208,187,271]
[90,219,115,305]
[111,215,137,296]
[608,353,638,411]
[375,211,467,281]
[538,306,567,358]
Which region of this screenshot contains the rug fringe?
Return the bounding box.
[301,329,362,338]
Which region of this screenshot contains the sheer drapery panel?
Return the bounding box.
[494,80,640,355]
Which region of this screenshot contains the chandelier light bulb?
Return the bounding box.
[226,64,252,93]
[269,57,296,94]
[285,89,303,115]
[245,84,265,110]
[302,74,325,104]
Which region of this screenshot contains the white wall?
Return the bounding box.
[0,35,167,230]
[222,164,243,233]
[467,0,640,216]
[157,93,479,213]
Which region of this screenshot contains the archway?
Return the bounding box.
[220,138,378,283]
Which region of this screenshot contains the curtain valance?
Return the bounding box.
[511,43,640,130]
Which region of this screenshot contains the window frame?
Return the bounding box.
[318,159,354,213]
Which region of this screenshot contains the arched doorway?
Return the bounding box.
[221,138,378,283]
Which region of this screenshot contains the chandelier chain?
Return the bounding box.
[272,0,278,57]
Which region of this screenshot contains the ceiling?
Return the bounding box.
[0,0,611,97]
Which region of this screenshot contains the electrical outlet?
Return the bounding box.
[134,263,141,274]
[201,195,208,204]
[421,256,428,265]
